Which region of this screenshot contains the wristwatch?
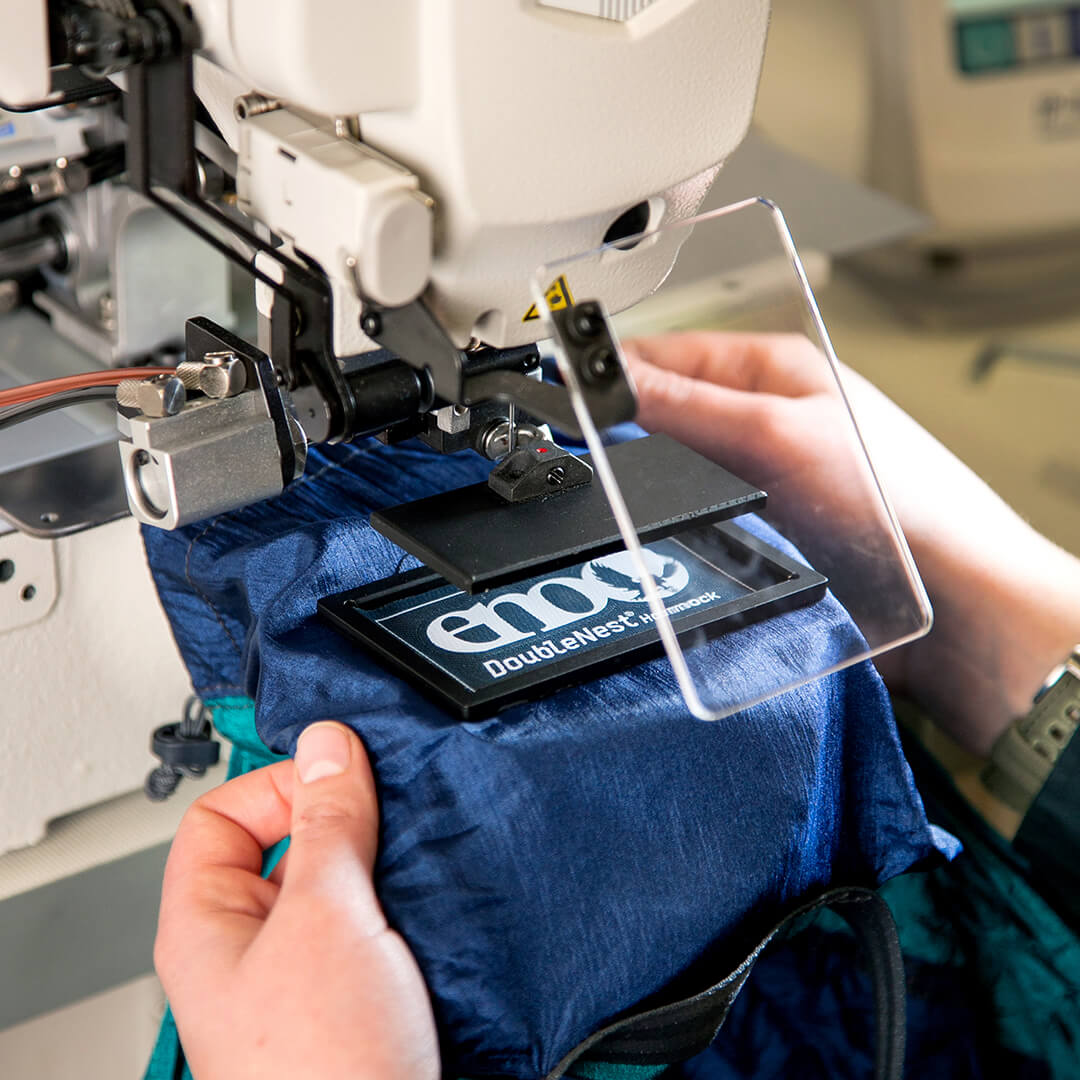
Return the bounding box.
[982,648,1080,817]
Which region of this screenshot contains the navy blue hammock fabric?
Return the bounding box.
[142,432,956,1080]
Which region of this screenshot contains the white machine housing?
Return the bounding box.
[1,0,772,352]
[192,0,772,351]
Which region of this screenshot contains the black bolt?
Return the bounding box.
[133,449,151,467]
[361,312,383,337]
[547,466,566,487]
[572,307,604,340]
[583,347,618,384]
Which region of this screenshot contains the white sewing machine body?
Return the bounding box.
[0,0,772,852]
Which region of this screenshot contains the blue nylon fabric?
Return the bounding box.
[141,435,956,1080]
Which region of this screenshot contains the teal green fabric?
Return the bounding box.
[882,735,1080,1074]
[566,1065,669,1080]
[211,696,279,777]
[144,1007,188,1080]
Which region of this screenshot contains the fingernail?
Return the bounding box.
[295,722,351,784]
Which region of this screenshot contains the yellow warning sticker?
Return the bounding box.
[523,275,575,322]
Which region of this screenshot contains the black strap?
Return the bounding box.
[545,886,906,1080]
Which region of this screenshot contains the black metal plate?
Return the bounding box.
[320,520,827,720]
[371,434,767,593]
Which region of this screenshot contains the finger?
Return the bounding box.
[282,722,385,930]
[164,761,294,886]
[626,332,829,398]
[267,847,290,887]
[156,762,294,986]
[627,351,776,464]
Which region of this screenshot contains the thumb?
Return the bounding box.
[283,721,383,922]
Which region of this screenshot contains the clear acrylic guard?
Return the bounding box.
[531,197,932,720]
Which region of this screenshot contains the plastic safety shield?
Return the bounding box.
[530,198,932,720]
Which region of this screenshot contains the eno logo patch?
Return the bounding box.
[344,536,752,696]
[426,548,691,657]
[319,521,828,719]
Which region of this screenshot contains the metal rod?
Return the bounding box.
[0,231,62,278]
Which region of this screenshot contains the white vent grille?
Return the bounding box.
[539,0,661,21]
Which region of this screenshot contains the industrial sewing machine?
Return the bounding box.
[0,0,930,847]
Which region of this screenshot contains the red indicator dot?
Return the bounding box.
[537,447,549,453]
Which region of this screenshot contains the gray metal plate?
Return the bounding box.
[0,309,129,536]
[0,442,128,537]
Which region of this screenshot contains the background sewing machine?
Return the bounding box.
[861,0,1080,324]
[2,0,1079,1075]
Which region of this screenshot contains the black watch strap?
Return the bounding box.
[983,648,1080,816]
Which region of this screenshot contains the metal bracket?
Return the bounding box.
[123,34,354,439]
[359,298,469,403]
[360,297,637,438]
[186,316,305,490]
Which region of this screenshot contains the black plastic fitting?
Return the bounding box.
[151,720,221,771]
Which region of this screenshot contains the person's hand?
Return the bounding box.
[625,332,1080,757]
[154,722,439,1080]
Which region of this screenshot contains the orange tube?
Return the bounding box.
[0,368,175,409]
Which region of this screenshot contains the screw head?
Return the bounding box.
[583,347,618,385]
[199,353,246,399]
[136,374,187,418]
[573,309,603,339]
[361,312,383,337]
[98,292,117,331]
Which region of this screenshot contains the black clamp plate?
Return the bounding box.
[371,434,767,593]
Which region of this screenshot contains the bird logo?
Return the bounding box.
[581,548,690,602]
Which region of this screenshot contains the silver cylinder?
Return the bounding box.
[0,231,63,278]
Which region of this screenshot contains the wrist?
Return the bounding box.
[899,516,1080,757]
